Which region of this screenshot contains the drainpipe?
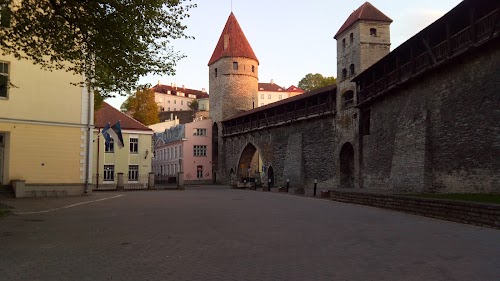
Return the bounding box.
[84,81,93,193]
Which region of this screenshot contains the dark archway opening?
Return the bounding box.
[267,165,274,187]
[212,122,219,170]
[237,143,262,184]
[339,142,354,188]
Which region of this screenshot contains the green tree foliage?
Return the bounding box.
[0,0,196,97]
[188,99,199,111]
[94,91,105,111]
[298,73,337,92]
[121,88,159,126]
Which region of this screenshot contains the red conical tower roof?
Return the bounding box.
[334,2,392,39]
[208,12,259,66]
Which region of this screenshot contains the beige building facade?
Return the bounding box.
[0,53,94,197]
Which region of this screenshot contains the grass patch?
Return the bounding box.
[0,209,11,219]
[406,193,500,205]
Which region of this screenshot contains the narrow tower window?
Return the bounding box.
[342,68,347,80]
[350,64,355,76]
[343,91,354,109]
[342,38,346,50]
[215,68,218,77]
[350,33,353,44]
[233,62,238,70]
[370,28,377,37]
[252,65,255,73]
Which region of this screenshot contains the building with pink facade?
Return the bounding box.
[153,118,212,184]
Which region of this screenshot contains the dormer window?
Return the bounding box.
[349,33,353,44]
[233,62,238,70]
[370,28,377,37]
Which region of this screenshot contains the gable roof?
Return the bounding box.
[258,83,285,92]
[334,2,392,39]
[208,12,259,65]
[95,102,153,131]
[286,85,305,93]
[151,84,209,99]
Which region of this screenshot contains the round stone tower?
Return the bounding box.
[208,12,259,124]
[208,12,259,184]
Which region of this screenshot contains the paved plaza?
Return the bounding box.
[1,186,499,281]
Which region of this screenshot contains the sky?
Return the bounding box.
[106,0,463,109]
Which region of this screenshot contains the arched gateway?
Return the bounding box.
[237,143,262,184]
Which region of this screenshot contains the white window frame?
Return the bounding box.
[130,138,138,154]
[103,165,114,181]
[128,165,139,181]
[193,145,207,157]
[0,61,9,99]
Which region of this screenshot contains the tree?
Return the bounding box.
[94,90,104,111]
[188,99,199,111]
[298,73,336,92]
[0,0,196,97]
[121,88,159,126]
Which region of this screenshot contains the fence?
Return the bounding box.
[92,173,151,191]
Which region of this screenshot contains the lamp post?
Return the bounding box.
[286,178,290,193]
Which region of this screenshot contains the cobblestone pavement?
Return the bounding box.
[1,185,499,281]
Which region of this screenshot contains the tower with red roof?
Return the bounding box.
[208,12,259,124]
[334,2,392,111]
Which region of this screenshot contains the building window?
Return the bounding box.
[260,103,264,106]
[105,139,114,153]
[342,38,346,50]
[194,145,207,156]
[350,64,355,76]
[194,128,207,136]
[233,62,238,70]
[342,68,347,80]
[260,94,264,99]
[268,94,271,99]
[197,165,203,178]
[0,62,8,98]
[343,91,354,109]
[130,138,138,153]
[103,165,114,181]
[215,68,218,77]
[0,2,11,28]
[252,65,255,72]
[128,165,139,181]
[181,100,183,105]
[168,99,170,103]
[370,28,377,37]
[278,95,282,100]
[350,33,353,44]
[174,100,176,104]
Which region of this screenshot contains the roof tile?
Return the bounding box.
[208,12,259,65]
[334,2,392,39]
[95,103,153,131]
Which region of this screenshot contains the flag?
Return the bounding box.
[105,121,124,149]
[101,123,111,145]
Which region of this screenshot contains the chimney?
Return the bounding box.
[182,85,185,90]
[157,80,160,85]
[270,79,274,84]
[202,88,206,93]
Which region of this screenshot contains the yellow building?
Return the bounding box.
[93,103,153,189]
[0,53,94,197]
